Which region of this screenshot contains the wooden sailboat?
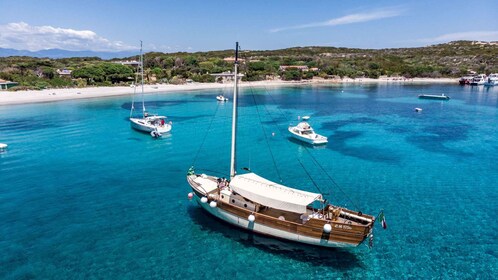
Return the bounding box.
[129,41,172,135]
[187,43,375,248]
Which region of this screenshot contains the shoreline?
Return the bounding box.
[0,78,458,106]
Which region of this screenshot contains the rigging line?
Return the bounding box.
[140,41,146,115]
[130,64,138,118]
[256,88,325,194]
[191,101,222,167]
[260,84,362,210]
[238,47,321,193]
[248,86,283,182]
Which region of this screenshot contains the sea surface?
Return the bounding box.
[0,84,497,279]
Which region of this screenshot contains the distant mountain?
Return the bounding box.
[0,48,137,59]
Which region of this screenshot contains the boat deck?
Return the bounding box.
[257,207,303,223]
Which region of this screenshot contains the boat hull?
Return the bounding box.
[130,118,172,133]
[484,80,498,86]
[418,95,450,100]
[192,194,357,248]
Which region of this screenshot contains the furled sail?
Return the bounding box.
[230,173,323,214]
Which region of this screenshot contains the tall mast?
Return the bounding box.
[140,41,146,116]
[229,42,239,179]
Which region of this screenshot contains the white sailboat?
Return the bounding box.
[288,116,328,145]
[129,41,172,135]
[187,43,376,248]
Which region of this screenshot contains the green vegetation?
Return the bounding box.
[1,41,497,90]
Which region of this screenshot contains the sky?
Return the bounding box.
[0,0,497,53]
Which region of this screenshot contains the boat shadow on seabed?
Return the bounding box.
[187,206,364,269]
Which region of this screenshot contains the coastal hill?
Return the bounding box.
[0,41,497,90]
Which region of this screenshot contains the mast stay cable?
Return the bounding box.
[257,83,362,211]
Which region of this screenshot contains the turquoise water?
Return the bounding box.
[0,84,497,279]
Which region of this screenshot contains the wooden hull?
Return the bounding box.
[188,175,373,248]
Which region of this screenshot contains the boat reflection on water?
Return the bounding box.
[187,206,363,269]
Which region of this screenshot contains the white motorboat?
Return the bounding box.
[470,74,487,86]
[216,95,228,101]
[186,43,376,249]
[129,41,172,134]
[0,143,7,150]
[288,116,328,145]
[484,73,498,86]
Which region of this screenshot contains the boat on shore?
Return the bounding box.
[470,74,487,86]
[129,41,172,135]
[288,116,328,145]
[459,75,474,85]
[484,73,498,86]
[418,94,450,100]
[186,43,376,249]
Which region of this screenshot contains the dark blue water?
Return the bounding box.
[1,84,497,279]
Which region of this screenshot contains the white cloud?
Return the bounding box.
[417,31,498,43]
[0,22,138,51]
[269,7,404,33]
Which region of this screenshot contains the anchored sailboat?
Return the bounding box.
[129,41,172,135]
[187,43,376,248]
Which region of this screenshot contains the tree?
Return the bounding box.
[282,69,302,81]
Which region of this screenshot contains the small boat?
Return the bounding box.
[484,73,498,86]
[414,108,423,112]
[0,143,7,150]
[470,74,487,86]
[150,129,162,138]
[458,75,474,85]
[288,116,328,145]
[418,94,450,100]
[129,41,172,134]
[216,95,228,101]
[187,43,376,249]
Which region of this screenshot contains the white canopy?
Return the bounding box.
[230,173,323,214]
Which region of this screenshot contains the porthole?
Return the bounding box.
[244,204,247,208]
[232,199,235,203]
[221,195,224,199]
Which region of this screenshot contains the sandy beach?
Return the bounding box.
[0,78,458,106]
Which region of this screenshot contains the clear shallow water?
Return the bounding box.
[0,84,497,279]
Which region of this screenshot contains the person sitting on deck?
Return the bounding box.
[300,214,309,224]
[330,207,341,221]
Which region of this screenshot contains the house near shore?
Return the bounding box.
[114,60,141,68]
[279,65,309,72]
[0,79,18,90]
[211,71,244,83]
[56,69,72,77]
[223,57,246,63]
